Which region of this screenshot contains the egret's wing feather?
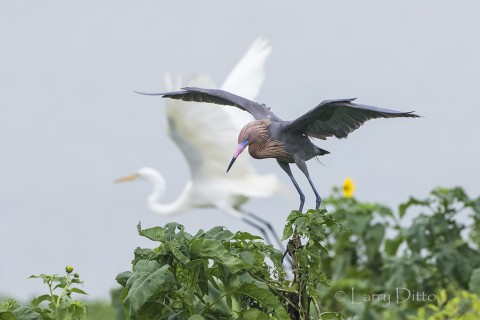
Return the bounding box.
[285,99,419,139]
[165,75,256,180]
[161,38,280,196]
[221,37,271,100]
[221,37,271,130]
[140,87,280,121]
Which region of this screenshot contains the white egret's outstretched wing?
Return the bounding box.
[221,37,271,130]
[284,98,420,140]
[165,74,254,180]
[165,76,278,196]
[163,38,278,191]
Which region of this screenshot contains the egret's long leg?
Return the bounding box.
[306,176,322,209]
[241,217,273,245]
[241,210,293,266]
[223,207,273,245]
[295,158,322,210]
[289,175,305,212]
[277,160,305,212]
[243,210,285,252]
[276,160,306,267]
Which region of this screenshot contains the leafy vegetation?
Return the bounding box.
[415,289,480,319]
[0,266,87,320]
[116,222,293,319]
[2,185,480,319]
[117,209,344,319]
[317,186,480,319]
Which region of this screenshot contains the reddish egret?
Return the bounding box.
[117,38,286,247]
[136,87,419,212]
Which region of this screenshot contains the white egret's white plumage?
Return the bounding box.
[116,38,281,240]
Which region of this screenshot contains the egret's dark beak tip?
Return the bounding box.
[227,157,236,173]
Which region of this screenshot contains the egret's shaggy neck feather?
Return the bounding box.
[241,119,290,162]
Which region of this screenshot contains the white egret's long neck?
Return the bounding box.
[144,171,192,216]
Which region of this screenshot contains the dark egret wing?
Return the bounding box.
[284,98,419,139]
[137,87,281,121]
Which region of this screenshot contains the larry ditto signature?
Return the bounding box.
[334,287,436,307]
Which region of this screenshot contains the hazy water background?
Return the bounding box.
[1,1,479,300]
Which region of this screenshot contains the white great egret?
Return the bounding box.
[116,38,283,246]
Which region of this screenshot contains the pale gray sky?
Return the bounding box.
[1,1,479,300]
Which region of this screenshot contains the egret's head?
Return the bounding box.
[114,167,160,183]
[114,173,140,183]
[226,124,255,173]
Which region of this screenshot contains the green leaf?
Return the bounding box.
[11,306,42,320]
[53,283,67,291]
[320,311,343,319]
[469,268,480,295]
[348,214,371,235]
[376,205,394,217]
[115,271,133,287]
[0,312,16,320]
[238,272,268,289]
[240,251,255,265]
[164,242,190,265]
[472,197,480,213]
[233,231,262,241]
[189,239,246,274]
[66,301,86,320]
[187,315,205,320]
[288,210,303,220]
[163,222,190,242]
[281,223,293,241]
[294,217,309,234]
[384,236,403,256]
[398,196,430,218]
[30,294,52,307]
[185,259,204,269]
[137,223,165,242]
[235,283,289,320]
[239,308,269,319]
[365,223,385,260]
[0,299,17,313]
[122,262,175,319]
[69,287,88,295]
[282,210,305,240]
[56,300,86,320]
[203,226,235,241]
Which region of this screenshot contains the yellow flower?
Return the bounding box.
[65,265,74,274]
[342,177,356,198]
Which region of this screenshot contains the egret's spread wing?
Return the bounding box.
[221,37,271,100]
[138,87,279,121]
[221,37,271,130]
[285,98,419,139]
[165,75,258,180]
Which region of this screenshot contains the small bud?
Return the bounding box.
[74,273,79,278]
[66,266,74,274]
